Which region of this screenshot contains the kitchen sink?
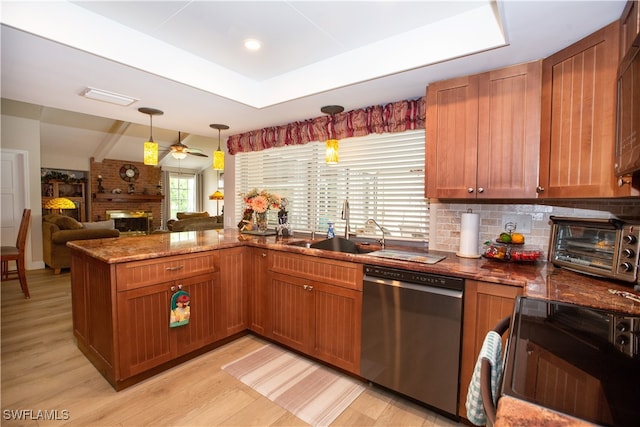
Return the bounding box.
[287,237,380,254]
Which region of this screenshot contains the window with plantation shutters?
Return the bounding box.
[235,130,428,241]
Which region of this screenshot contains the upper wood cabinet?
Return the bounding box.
[426,61,542,199]
[621,0,640,58]
[539,21,627,198]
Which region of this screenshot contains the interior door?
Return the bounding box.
[0,150,28,246]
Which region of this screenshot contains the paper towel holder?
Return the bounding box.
[456,209,482,259]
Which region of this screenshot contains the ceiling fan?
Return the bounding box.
[169,132,208,159]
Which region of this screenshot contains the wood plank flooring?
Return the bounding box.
[1,270,461,426]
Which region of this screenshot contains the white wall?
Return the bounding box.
[1,113,44,269]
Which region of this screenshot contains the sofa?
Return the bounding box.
[42,214,120,274]
[166,212,223,232]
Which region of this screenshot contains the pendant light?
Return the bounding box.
[139,107,163,165]
[210,124,229,170]
[321,105,344,165]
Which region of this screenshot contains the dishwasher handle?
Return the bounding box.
[364,275,463,299]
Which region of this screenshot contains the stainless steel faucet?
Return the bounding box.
[367,219,388,248]
[341,199,350,239]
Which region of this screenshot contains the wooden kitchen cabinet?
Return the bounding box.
[248,247,270,336]
[219,247,249,337]
[621,0,640,58]
[426,61,542,199]
[71,250,220,389]
[539,21,627,198]
[117,272,219,379]
[458,280,522,420]
[267,251,363,374]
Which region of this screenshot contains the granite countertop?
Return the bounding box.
[68,228,640,426]
[67,228,640,315]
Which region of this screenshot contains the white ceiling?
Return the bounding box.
[0,1,627,171]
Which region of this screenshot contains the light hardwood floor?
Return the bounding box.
[1,269,461,426]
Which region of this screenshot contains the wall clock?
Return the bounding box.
[119,164,139,182]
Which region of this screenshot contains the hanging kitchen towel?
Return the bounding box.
[465,330,503,426]
[170,290,190,328]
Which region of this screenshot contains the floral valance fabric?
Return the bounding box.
[227,96,426,155]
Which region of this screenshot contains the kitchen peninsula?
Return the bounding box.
[68,229,640,424]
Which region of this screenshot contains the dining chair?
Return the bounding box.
[1,208,31,298]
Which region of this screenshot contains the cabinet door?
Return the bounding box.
[312,281,362,374]
[173,273,220,356]
[249,248,270,336]
[219,247,248,337]
[426,75,480,198]
[458,280,521,420]
[477,61,542,198]
[540,21,623,198]
[117,282,174,379]
[621,0,640,58]
[269,271,313,353]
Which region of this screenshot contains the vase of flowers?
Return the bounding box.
[241,188,282,233]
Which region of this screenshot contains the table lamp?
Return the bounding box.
[44,197,76,214]
[209,191,224,216]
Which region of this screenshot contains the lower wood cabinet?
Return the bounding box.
[458,280,522,420]
[219,247,249,336]
[266,251,363,374]
[249,247,270,336]
[117,272,220,379]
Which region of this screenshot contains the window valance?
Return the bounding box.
[227,96,425,155]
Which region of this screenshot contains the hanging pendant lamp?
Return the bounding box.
[139,107,163,165]
[210,124,229,170]
[321,105,344,165]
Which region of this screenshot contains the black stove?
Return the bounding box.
[502,297,640,427]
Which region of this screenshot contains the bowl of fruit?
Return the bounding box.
[483,230,542,262]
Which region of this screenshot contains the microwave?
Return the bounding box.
[549,216,640,284]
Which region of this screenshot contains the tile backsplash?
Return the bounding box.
[429,200,640,257]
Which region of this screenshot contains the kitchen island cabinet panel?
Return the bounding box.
[249,248,270,336]
[219,247,249,337]
[459,280,522,420]
[117,273,219,379]
[115,252,217,291]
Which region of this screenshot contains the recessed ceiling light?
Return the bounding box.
[244,38,261,51]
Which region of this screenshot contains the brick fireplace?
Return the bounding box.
[90,158,164,231]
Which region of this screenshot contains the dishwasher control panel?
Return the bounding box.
[364,265,464,291]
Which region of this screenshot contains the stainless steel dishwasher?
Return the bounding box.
[360,264,464,417]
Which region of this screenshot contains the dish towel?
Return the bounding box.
[465,330,503,426]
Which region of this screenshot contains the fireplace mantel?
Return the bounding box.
[93,193,164,202]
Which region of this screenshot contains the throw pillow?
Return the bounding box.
[54,215,83,230]
[82,219,115,230]
[177,211,209,220]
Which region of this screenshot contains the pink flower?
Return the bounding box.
[250,195,269,213]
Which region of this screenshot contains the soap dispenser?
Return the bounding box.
[326,222,335,238]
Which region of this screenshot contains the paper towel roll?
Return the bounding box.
[456,212,481,258]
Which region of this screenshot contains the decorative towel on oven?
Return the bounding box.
[465,330,503,426]
[170,290,190,327]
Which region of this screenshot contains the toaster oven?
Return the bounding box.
[549,216,640,284]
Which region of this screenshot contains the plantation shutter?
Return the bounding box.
[235,130,428,240]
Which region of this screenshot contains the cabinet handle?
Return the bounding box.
[618,177,631,187]
[170,284,183,292]
[261,253,267,257]
[467,188,474,193]
[536,186,545,193]
[477,187,484,193]
[166,266,184,271]
[303,285,314,291]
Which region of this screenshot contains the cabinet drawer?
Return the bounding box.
[116,252,219,291]
[269,251,362,291]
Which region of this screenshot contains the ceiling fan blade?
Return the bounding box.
[188,152,208,157]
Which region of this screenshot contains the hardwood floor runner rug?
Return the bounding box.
[222,344,365,426]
